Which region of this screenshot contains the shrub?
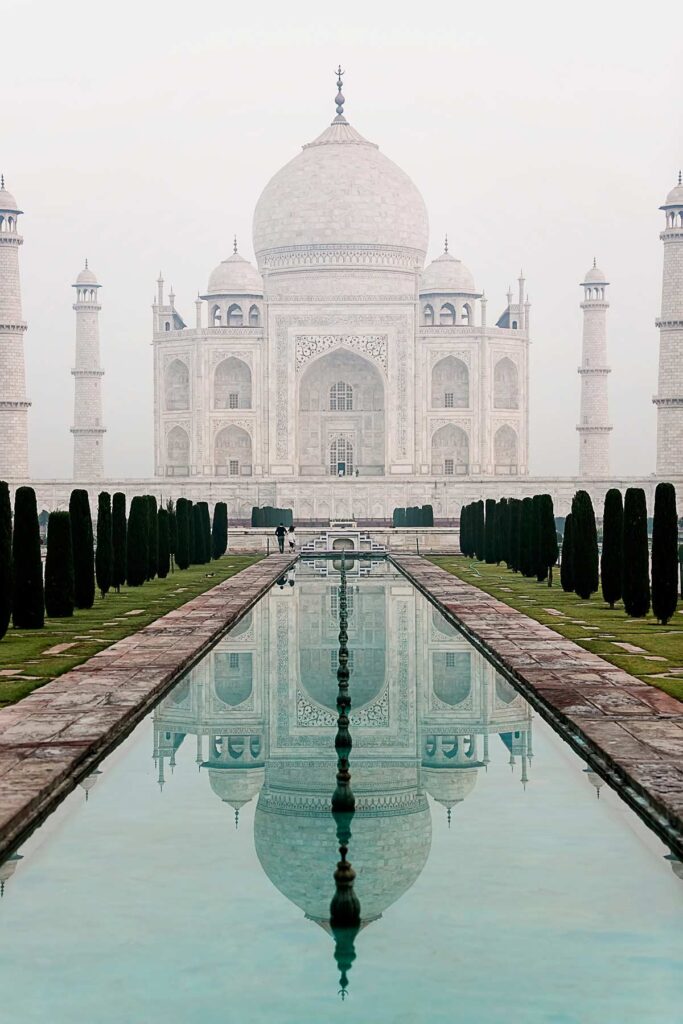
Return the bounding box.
[112,492,127,592]
[95,491,113,598]
[146,495,158,580]
[560,514,574,593]
[212,502,228,559]
[157,507,170,579]
[651,482,678,625]
[126,496,149,587]
[571,490,599,599]
[45,511,75,617]
[484,499,497,564]
[175,498,190,570]
[537,494,559,585]
[0,482,12,640]
[423,504,434,527]
[519,497,535,578]
[12,486,44,629]
[600,488,623,609]
[69,489,95,609]
[622,487,650,617]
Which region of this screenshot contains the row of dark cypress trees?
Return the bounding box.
[460,494,559,584]
[0,484,230,640]
[460,483,679,625]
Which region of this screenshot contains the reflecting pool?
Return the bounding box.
[0,566,681,1023]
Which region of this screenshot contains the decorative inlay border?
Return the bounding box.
[295,334,387,374]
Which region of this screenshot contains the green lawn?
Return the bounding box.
[0,555,261,707]
[428,556,683,702]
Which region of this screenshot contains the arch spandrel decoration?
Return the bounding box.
[295,334,388,375]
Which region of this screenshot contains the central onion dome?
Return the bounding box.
[252,80,428,276]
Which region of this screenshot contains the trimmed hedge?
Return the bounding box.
[95,491,113,598]
[622,487,650,617]
[571,490,599,599]
[251,506,293,528]
[600,488,623,609]
[45,511,75,617]
[175,498,191,570]
[112,492,127,592]
[12,486,44,629]
[0,481,12,640]
[126,496,149,587]
[651,481,678,625]
[157,507,170,580]
[212,502,228,559]
[69,489,95,609]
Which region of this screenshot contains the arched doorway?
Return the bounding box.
[298,349,385,476]
[215,425,252,476]
[431,424,469,475]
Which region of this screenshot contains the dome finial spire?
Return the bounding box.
[593,256,597,269]
[233,234,238,255]
[679,170,682,186]
[0,174,4,189]
[444,233,448,254]
[334,65,346,118]
[85,258,88,269]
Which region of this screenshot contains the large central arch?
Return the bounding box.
[297,349,385,476]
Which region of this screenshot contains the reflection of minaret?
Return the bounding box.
[0,853,23,897]
[583,766,604,799]
[79,769,102,802]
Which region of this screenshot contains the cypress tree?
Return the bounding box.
[538,494,559,586]
[12,486,44,629]
[126,496,149,587]
[560,514,574,592]
[509,498,522,572]
[45,511,75,617]
[157,507,170,580]
[571,490,599,600]
[198,502,212,563]
[459,504,467,555]
[531,494,544,581]
[484,499,497,564]
[95,491,113,598]
[0,481,12,640]
[112,492,127,593]
[188,500,196,564]
[622,487,650,618]
[651,481,678,625]
[192,503,205,563]
[212,502,228,559]
[167,499,177,570]
[474,500,485,561]
[519,497,535,577]
[175,498,191,570]
[495,498,508,565]
[146,495,158,580]
[601,488,623,609]
[69,489,95,609]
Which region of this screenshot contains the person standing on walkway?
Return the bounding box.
[288,524,296,552]
[275,522,286,554]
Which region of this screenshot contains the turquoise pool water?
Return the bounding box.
[0,566,681,1023]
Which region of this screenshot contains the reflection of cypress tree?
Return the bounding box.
[509,498,522,572]
[95,491,112,598]
[146,495,158,580]
[560,514,574,592]
[126,496,148,587]
[69,489,95,609]
[0,481,12,640]
[600,488,623,609]
[651,482,677,624]
[45,511,74,617]
[157,507,170,580]
[519,497,535,577]
[212,502,228,559]
[571,490,599,599]
[111,492,127,593]
[175,498,190,570]
[484,498,497,564]
[12,486,44,629]
[622,487,650,617]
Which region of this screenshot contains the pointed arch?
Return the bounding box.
[215,424,252,476]
[227,303,243,327]
[423,303,434,326]
[493,424,518,473]
[166,425,190,475]
[439,302,456,326]
[165,359,190,410]
[248,304,260,327]
[432,356,469,409]
[431,424,469,475]
[214,356,252,409]
[493,357,519,409]
[211,304,222,327]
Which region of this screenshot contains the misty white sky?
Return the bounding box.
[3,0,680,479]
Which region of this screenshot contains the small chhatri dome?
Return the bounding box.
[661,170,683,208]
[75,259,99,287]
[204,249,263,297]
[583,259,608,284]
[420,246,477,295]
[0,175,21,214]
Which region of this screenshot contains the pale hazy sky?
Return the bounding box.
[3,0,681,479]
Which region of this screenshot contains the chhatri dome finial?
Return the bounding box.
[334,65,346,118]
[233,234,238,255]
[85,258,89,269]
[0,174,4,189]
[444,233,448,254]
[593,257,597,269]
[679,170,682,186]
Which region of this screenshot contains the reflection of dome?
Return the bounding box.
[664,854,683,881]
[205,765,265,815]
[253,115,428,270]
[254,764,431,922]
[421,765,479,810]
[0,853,22,895]
[420,251,477,294]
[204,251,263,297]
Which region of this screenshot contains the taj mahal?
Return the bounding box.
[0,71,681,519]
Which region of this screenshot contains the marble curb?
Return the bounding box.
[391,554,683,857]
[0,555,296,860]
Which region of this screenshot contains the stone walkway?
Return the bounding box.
[393,555,683,856]
[0,555,295,859]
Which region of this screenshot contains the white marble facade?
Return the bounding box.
[153,95,530,502]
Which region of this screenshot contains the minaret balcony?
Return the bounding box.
[577,366,610,375]
[576,424,612,433]
[71,368,105,377]
[652,396,683,407]
[654,318,683,329]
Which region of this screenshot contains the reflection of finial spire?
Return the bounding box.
[233,234,238,255]
[334,65,346,117]
[235,808,239,829]
[447,806,452,828]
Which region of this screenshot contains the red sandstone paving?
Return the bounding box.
[0,555,295,858]
[394,555,683,847]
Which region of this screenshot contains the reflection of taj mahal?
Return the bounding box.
[152,75,529,517]
[153,572,533,923]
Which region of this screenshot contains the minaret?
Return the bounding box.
[71,261,105,480]
[577,260,611,477]
[0,176,30,478]
[654,172,683,476]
